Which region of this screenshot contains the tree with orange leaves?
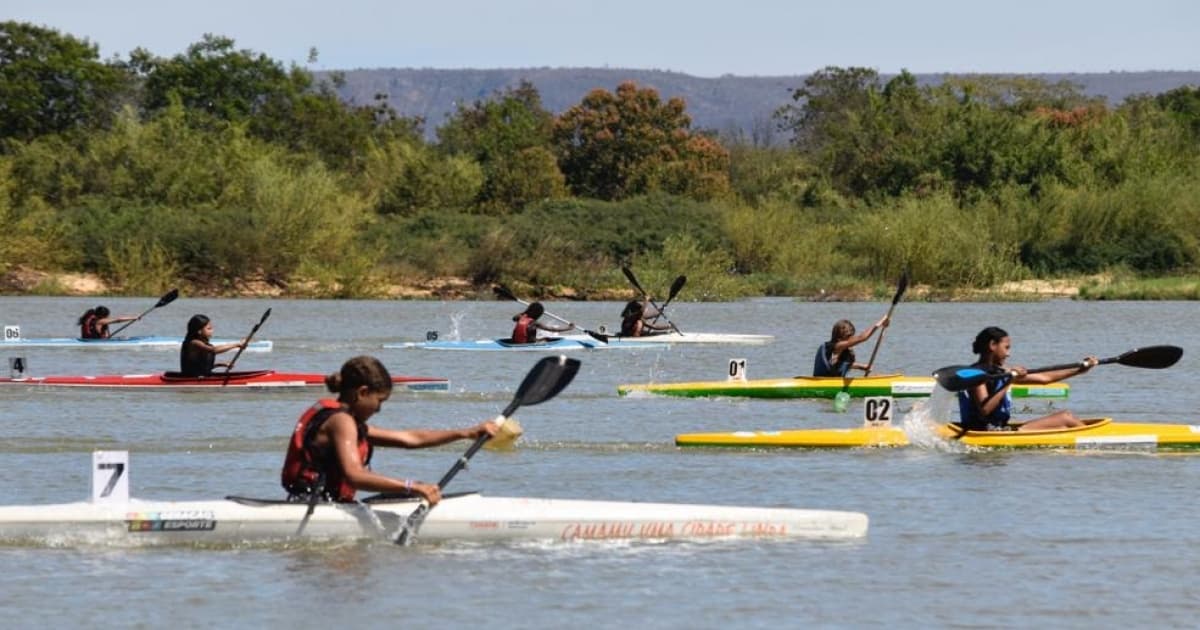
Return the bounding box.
[552,81,730,201]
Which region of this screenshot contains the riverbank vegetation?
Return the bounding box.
[2,22,1198,300]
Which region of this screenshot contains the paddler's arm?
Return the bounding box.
[326,413,442,503]
[969,380,1012,417]
[1016,357,1097,384]
[366,421,498,449]
[537,321,574,333]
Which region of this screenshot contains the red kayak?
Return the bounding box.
[0,370,449,392]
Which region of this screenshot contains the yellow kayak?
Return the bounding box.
[675,418,1200,450]
[619,374,1069,400]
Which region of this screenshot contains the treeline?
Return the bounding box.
[1,22,1198,298]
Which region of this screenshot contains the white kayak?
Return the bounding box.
[565,332,774,346]
[0,493,868,546]
[0,335,273,351]
[384,336,665,351]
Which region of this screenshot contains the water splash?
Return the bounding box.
[901,387,969,452]
[447,312,467,341]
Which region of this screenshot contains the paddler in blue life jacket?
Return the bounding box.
[179,314,248,376]
[812,316,889,377]
[958,326,1096,431]
[78,306,138,339]
[281,355,497,503]
[510,302,573,344]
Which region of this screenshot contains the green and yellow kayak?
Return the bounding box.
[619,374,1068,400]
[675,418,1200,450]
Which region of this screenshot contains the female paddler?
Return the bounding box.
[620,299,672,337]
[179,314,247,376]
[812,316,889,377]
[78,306,138,339]
[281,355,498,504]
[959,326,1097,431]
[510,302,573,344]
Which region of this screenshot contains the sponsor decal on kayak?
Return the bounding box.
[560,520,788,540]
[890,381,934,395]
[125,510,217,532]
[1023,387,1065,397]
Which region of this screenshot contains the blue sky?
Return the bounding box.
[9,0,1199,76]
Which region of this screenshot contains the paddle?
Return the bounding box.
[932,345,1183,392]
[621,266,682,333]
[395,355,582,545]
[221,308,271,386]
[492,285,608,344]
[106,288,180,338]
[862,271,909,377]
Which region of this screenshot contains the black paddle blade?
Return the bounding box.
[931,365,989,392]
[622,266,646,294]
[156,288,180,307]
[668,275,687,300]
[493,285,518,302]
[1113,345,1183,369]
[501,355,581,417]
[892,271,909,305]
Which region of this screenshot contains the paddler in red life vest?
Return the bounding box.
[77,306,138,339]
[509,302,573,344]
[282,355,498,504]
[619,299,672,337]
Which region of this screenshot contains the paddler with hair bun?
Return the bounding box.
[282,355,507,505]
[510,301,574,344]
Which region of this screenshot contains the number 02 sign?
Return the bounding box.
[862,396,894,427]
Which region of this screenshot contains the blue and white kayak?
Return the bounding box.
[384,336,666,351]
[0,336,273,351]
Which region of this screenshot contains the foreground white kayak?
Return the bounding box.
[0,493,868,546]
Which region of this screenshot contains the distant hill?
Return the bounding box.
[321,68,1200,143]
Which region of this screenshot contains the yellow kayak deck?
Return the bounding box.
[675,418,1200,450]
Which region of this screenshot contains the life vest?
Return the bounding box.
[813,342,854,377]
[956,365,1013,430]
[621,314,641,337]
[80,314,105,339]
[280,399,373,502]
[511,314,536,344]
[179,338,215,376]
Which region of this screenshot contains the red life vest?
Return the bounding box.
[80,314,105,339]
[511,314,536,344]
[280,399,372,502]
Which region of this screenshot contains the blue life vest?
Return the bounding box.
[813,342,853,377]
[957,365,1012,430]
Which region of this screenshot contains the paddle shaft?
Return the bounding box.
[648,276,686,329]
[107,288,180,337]
[863,273,908,377]
[222,308,271,385]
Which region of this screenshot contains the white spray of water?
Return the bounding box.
[901,387,970,452]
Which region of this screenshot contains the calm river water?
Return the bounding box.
[1,296,1198,628]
